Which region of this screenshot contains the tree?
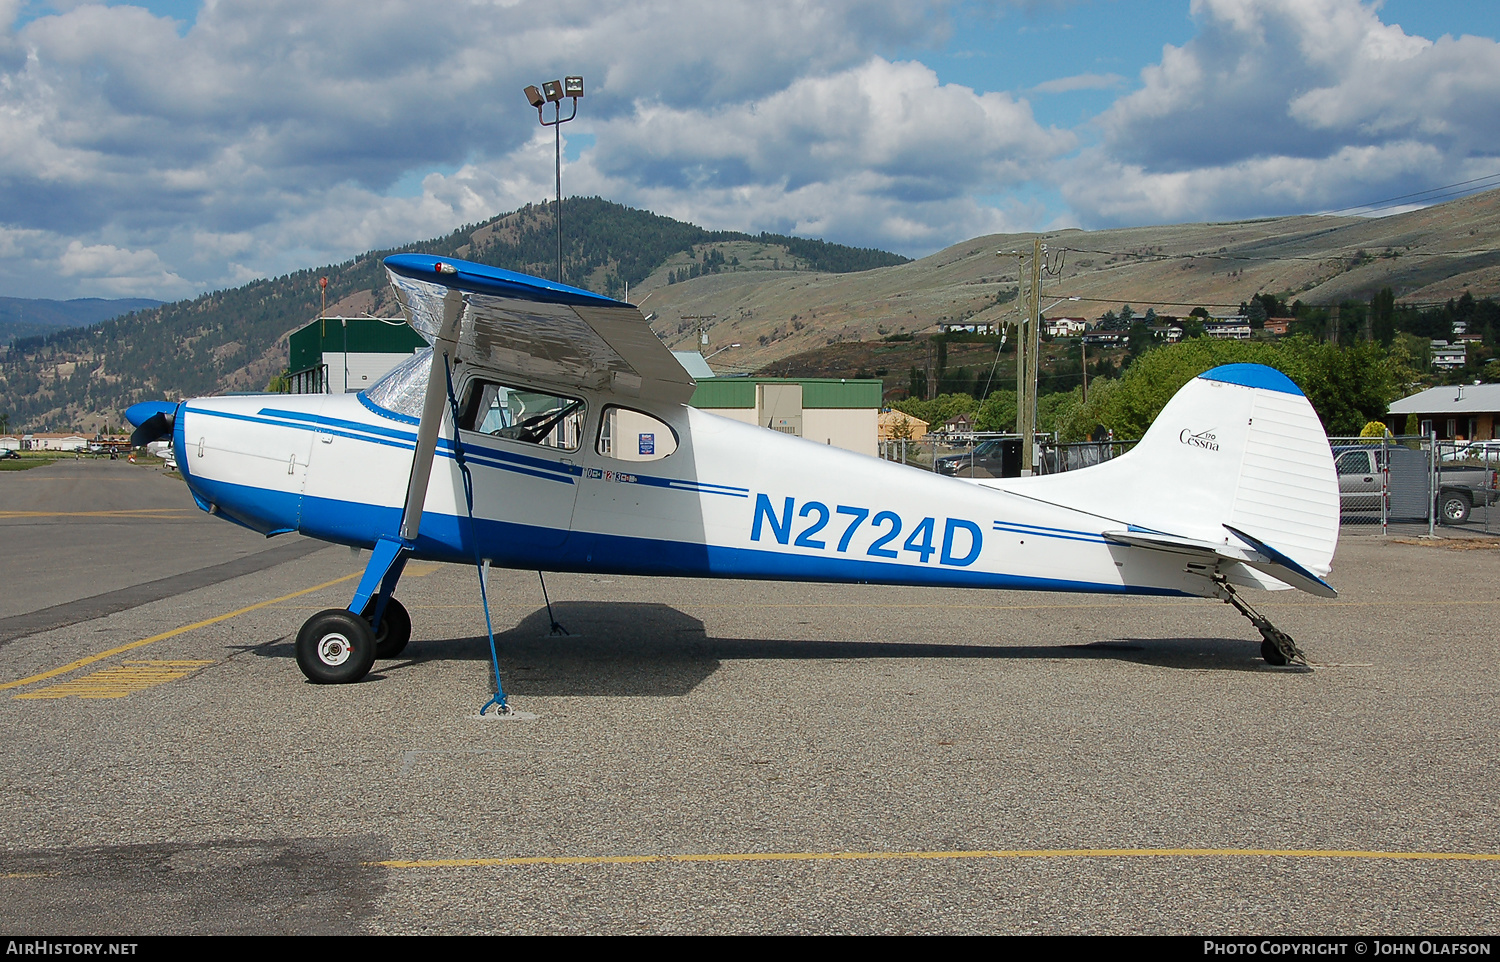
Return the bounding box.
[1054,336,1397,440]
[974,390,1017,432]
[1370,287,1396,344]
[1246,298,1268,329]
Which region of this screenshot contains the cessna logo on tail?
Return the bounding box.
[1180,428,1219,451]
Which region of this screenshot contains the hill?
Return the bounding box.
[0,198,908,431]
[0,297,162,343]
[644,187,1500,373]
[4,188,1500,432]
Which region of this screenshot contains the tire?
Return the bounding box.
[296,608,376,684]
[1440,491,1471,526]
[1261,638,1288,666]
[361,597,412,659]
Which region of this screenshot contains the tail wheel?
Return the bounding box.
[296,609,376,684]
[361,597,412,659]
[1440,492,1471,525]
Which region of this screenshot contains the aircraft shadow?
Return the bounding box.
[251,602,1295,696]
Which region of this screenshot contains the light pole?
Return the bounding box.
[524,76,584,283]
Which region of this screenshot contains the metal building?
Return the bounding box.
[286,317,428,394]
[690,377,884,456]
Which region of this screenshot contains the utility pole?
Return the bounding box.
[1081,338,1088,404]
[1019,237,1042,475]
[681,314,717,351]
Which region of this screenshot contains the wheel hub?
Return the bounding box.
[317,632,352,666]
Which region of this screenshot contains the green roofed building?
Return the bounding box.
[690,377,883,456]
[286,317,427,394]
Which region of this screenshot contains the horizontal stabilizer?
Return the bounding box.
[1223,524,1338,599]
[1102,525,1338,599]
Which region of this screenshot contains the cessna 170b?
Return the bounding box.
[126,253,1339,703]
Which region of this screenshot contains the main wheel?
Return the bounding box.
[296,609,376,684]
[1440,491,1471,525]
[361,597,412,659]
[1261,638,1288,666]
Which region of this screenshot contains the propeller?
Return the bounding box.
[124,400,179,448]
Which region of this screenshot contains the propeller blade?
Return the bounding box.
[124,400,178,448]
[129,411,174,448]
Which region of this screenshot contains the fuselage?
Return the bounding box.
[170,374,1211,598]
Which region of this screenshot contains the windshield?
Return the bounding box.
[362,347,431,420]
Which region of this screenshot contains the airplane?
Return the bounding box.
[125,253,1340,708]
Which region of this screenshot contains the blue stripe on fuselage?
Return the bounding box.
[179,474,1185,597]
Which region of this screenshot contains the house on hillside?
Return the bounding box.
[1205,321,1251,340]
[1429,342,1468,371]
[942,413,976,437]
[1387,383,1500,441]
[1043,317,1087,338]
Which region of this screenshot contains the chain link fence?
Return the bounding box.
[877,433,1135,478]
[1330,434,1498,536]
[882,431,1497,537]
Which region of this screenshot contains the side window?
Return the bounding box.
[459,379,585,451]
[597,407,678,462]
[1335,451,1369,475]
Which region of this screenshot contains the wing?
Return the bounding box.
[384,253,694,404]
[380,253,693,547]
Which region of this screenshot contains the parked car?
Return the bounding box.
[1334,444,1498,524]
[1,449,19,459]
[1439,440,1500,465]
[936,438,1021,478]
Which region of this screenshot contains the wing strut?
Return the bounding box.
[345,289,464,628]
[401,288,465,542]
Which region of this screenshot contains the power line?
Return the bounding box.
[1315,172,1500,216]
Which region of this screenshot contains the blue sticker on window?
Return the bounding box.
[639,433,655,456]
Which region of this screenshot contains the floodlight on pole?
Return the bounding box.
[523,75,584,283]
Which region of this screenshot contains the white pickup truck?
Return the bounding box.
[1334,444,1498,524]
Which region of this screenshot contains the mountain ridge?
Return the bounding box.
[4,189,1500,432]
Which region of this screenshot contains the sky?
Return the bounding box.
[2,0,1499,300]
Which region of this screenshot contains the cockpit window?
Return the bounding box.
[597,406,678,461]
[458,378,585,451]
[362,347,431,420]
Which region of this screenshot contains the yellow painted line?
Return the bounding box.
[376,847,1500,870]
[0,508,193,519]
[15,660,214,700]
[1,572,360,692]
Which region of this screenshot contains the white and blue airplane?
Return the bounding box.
[126,253,1339,695]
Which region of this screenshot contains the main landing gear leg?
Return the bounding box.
[1213,577,1308,667]
[538,571,569,636]
[295,536,411,684]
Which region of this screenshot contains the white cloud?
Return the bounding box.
[0,0,1004,297]
[575,58,1071,250]
[57,240,194,296]
[1031,72,1123,94]
[4,0,1498,298]
[1062,0,1500,225]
